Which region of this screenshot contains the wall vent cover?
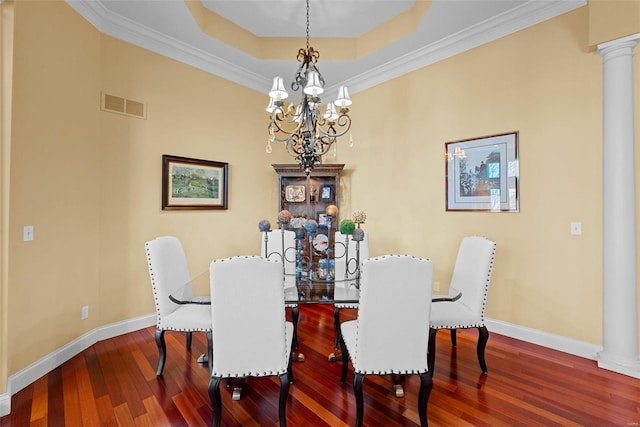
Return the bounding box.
[101,92,146,119]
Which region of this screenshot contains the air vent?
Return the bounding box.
[101,92,146,119]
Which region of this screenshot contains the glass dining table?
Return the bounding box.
[170,271,459,399]
[283,275,359,304]
[169,274,359,305]
[169,273,360,400]
[170,274,359,361]
[283,275,359,364]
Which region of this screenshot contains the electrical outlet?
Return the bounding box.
[433,281,441,292]
[81,305,89,320]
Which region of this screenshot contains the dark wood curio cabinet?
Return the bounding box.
[272,163,344,233]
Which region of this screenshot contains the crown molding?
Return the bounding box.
[335,0,587,94]
[67,0,585,96]
[66,0,270,93]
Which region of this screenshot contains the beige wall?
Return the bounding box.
[8,0,102,373]
[97,35,289,324]
[5,0,289,379]
[589,0,640,46]
[2,0,640,399]
[0,0,15,394]
[336,7,605,343]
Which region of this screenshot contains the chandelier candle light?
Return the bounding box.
[266,0,353,175]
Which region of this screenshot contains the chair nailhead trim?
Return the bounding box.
[213,370,287,377]
[354,369,428,375]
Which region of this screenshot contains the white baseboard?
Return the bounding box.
[597,350,640,379]
[485,317,603,360]
[0,392,10,418]
[0,313,155,417]
[0,314,612,418]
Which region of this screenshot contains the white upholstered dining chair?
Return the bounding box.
[208,256,294,427]
[260,229,300,350]
[428,235,496,376]
[331,230,369,352]
[339,255,434,427]
[144,236,212,375]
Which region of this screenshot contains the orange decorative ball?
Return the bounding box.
[326,204,339,217]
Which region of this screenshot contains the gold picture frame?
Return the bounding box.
[162,154,228,210]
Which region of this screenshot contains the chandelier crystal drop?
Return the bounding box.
[266,0,353,175]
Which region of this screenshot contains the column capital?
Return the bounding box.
[598,33,640,57]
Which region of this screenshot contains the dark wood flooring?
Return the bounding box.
[1,304,640,426]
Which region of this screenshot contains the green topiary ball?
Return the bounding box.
[339,219,356,235]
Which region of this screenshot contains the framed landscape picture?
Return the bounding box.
[162,154,228,210]
[445,132,519,212]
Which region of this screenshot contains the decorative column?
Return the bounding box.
[597,34,640,378]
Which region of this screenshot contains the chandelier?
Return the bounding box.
[445,147,466,161]
[265,0,353,175]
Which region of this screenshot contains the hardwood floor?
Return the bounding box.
[2,304,640,426]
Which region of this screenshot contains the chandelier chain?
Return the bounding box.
[305,0,310,51]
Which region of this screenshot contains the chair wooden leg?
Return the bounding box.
[450,328,457,346]
[155,329,166,376]
[291,306,299,349]
[353,373,365,427]
[278,372,290,427]
[418,372,433,427]
[333,306,341,349]
[288,350,295,384]
[208,376,222,427]
[339,334,349,383]
[206,331,213,374]
[428,328,437,378]
[185,331,192,349]
[477,326,489,373]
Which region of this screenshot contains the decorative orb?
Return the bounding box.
[353,228,365,242]
[277,210,292,225]
[304,219,318,234]
[339,219,356,235]
[326,204,339,217]
[258,220,271,232]
[353,210,367,224]
[295,227,306,240]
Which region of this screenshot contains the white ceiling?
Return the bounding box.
[201,0,417,38]
[66,0,586,99]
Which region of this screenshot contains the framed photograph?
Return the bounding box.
[445,132,519,212]
[162,154,228,210]
[285,185,306,202]
[319,185,334,201]
[317,213,329,226]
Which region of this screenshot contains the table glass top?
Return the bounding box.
[284,275,359,304]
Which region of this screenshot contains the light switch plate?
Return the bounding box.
[570,222,582,235]
[23,226,34,241]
